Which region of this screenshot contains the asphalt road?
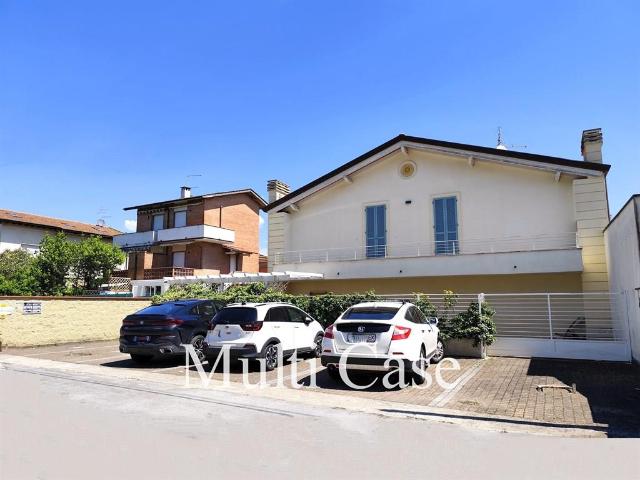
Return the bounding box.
[1,361,639,480]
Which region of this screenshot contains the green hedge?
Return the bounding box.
[152,283,496,345]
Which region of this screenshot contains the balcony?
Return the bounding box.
[156,224,234,244]
[143,267,195,280]
[113,224,235,250]
[273,232,583,279]
[113,230,157,249]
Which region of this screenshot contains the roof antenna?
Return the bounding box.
[496,127,527,151]
[185,174,202,192]
[496,127,508,150]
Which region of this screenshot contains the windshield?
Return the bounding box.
[214,307,258,324]
[343,307,399,320]
[135,303,187,315]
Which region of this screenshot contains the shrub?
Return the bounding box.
[442,301,497,346]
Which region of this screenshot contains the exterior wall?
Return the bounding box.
[283,149,578,258]
[0,297,150,348]
[0,223,97,253]
[204,193,261,255]
[573,177,610,291]
[285,272,583,295]
[267,212,287,271]
[604,196,640,363]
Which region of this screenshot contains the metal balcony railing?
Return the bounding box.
[273,232,579,265]
[143,267,195,280]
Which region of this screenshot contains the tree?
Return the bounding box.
[34,232,75,295]
[0,249,38,295]
[72,236,125,291]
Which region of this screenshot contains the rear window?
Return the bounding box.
[214,307,258,324]
[136,303,187,315]
[343,307,399,320]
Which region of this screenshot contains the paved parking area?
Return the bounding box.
[5,340,640,436]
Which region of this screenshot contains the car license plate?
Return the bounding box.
[133,336,150,342]
[349,334,376,343]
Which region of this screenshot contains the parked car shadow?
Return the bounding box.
[101,356,184,369]
[526,358,640,438]
[298,368,407,392]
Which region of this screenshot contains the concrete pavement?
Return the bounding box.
[1,354,639,479]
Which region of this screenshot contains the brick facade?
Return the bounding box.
[125,191,263,279]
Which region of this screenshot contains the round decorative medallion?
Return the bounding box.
[399,161,416,178]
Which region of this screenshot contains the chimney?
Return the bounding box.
[581,128,603,163]
[267,179,290,203]
[180,186,191,198]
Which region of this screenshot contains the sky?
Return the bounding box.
[1,0,638,254]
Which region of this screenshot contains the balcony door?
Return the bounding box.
[365,204,386,258]
[172,251,185,268]
[433,196,459,255]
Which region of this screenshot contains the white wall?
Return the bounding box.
[284,149,578,254]
[0,223,85,253]
[605,196,640,363]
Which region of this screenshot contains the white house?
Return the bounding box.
[605,195,640,363]
[264,130,610,295]
[0,209,121,254]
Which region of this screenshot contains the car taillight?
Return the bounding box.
[207,319,216,330]
[324,324,335,339]
[240,322,263,331]
[391,325,411,340]
[165,317,184,326]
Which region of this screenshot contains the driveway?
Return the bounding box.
[4,340,640,437]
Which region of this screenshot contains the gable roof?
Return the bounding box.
[265,134,611,212]
[0,209,121,237]
[124,188,267,211]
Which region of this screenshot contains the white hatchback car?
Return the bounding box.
[203,302,325,370]
[321,302,444,384]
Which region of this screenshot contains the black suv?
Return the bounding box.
[119,299,222,364]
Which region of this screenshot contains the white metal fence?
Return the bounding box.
[273,232,578,264]
[378,291,631,362]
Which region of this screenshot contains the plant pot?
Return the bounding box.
[443,338,487,359]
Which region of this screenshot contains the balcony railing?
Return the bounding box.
[113,224,235,250]
[273,232,579,265]
[143,267,195,280]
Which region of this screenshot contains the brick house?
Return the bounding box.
[114,187,266,280]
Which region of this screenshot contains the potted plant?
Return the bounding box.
[439,301,496,359]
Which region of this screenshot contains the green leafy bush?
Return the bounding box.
[152,283,497,343]
[440,301,497,346]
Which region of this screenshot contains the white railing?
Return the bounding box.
[377,292,627,343]
[274,232,579,264]
[113,230,157,248]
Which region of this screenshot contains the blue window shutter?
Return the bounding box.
[365,205,386,257]
[433,196,458,254]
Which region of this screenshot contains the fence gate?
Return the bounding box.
[485,292,631,362]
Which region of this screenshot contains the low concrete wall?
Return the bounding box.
[0,297,151,348]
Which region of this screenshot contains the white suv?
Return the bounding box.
[321,302,443,384]
[203,302,325,370]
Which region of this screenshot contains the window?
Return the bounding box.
[198,302,216,317]
[137,302,186,315]
[343,307,398,320]
[172,251,185,267]
[152,214,165,231]
[265,307,289,322]
[173,210,187,228]
[287,307,307,323]
[365,204,386,258]
[433,196,459,255]
[214,307,257,324]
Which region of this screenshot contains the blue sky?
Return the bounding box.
[1,1,638,254]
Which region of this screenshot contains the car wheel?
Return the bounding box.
[263,343,280,371]
[412,347,428,386]
[190,334,206,364]
[431,339,445,364]
[311,334,323,358]
[130,353,153,364]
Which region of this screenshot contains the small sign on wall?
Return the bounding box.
[23,302,42,315]
[0,303,14,316]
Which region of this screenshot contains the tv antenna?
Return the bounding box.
[185,174,202,191]
[496,127,527,150]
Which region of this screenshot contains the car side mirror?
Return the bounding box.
[428,317,438,326]
[304,317,313,325]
